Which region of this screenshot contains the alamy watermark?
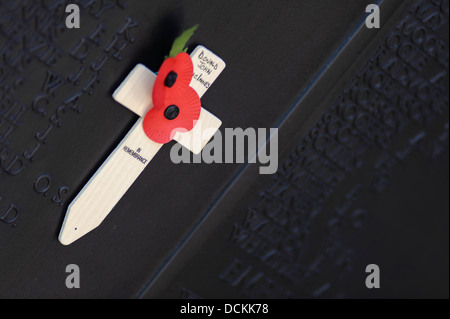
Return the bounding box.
[365,264,381,289]
[170,125,279,175]
[65,264,80,289]
[65,4,80,29]
[366,4,380,29]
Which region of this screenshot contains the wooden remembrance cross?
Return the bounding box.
[59,46,226,245]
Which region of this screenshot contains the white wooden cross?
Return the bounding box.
[58,46,226,245]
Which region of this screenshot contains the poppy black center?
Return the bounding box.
[164,105,179,120]
[164,71,178,88]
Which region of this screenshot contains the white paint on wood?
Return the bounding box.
[112,64,156,117]
[189,45,226,98]
[59,119,163,245]
[173,108,222,154]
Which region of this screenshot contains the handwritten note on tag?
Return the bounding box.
[190,46,226,98]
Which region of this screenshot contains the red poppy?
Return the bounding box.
[152,52,194,107]
[143,52,201,144]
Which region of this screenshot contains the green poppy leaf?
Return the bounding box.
[168,24,199,58]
